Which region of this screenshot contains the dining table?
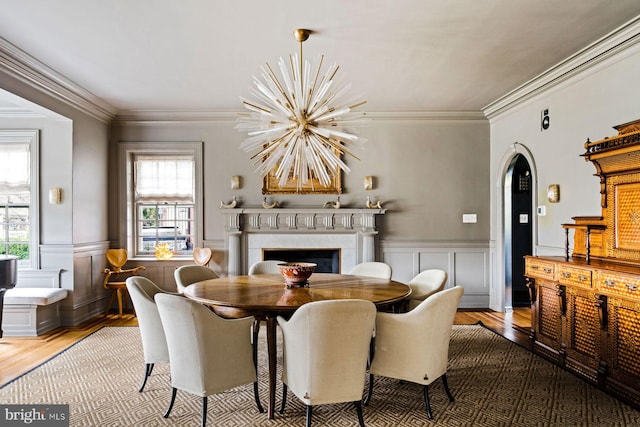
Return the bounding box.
[183,272,411,419]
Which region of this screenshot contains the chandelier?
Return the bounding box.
[236,29,367,190]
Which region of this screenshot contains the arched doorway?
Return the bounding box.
[504,154,533,310]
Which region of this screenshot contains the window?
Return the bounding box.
[120,142,202,257]
[0,130,39,269]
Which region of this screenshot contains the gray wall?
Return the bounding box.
[111,115,490,244]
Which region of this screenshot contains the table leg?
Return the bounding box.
[266,315,277,420]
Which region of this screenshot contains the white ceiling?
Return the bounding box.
[1,0,640,115]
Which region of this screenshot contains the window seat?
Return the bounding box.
[1,270,67,337]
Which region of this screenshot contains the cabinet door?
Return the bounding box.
[564,287,601,383]
[532,279,564,361]
[607,297,640,395]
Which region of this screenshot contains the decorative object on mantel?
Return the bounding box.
[323,196,341,209]
[154,243,174,260]
[262,197,280,209]
[278,262,316,288]
[220,196,238,209]
[366,196,382,209]
[236,28,368,193]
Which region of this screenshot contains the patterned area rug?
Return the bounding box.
[1,324,638,426]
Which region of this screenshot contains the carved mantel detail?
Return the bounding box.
[220,208,387,276]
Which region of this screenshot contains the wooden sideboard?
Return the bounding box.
[525,118,640,408]
[525,255,640,408]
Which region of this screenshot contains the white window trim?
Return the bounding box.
[0,129,40,270]
[118,141,203,257]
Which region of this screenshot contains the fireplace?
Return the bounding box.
[263,248,340,273]
[220,208,386,276]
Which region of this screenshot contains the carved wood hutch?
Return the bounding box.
[525,118,640,408]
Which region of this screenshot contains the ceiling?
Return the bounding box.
[1,0,640,115]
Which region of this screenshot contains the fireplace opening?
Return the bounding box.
[263,248,340,273]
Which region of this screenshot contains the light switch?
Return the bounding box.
[519,214,529,224]
[462,214,477,223]
[537,206,546,216]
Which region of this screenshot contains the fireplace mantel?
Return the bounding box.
[220,208,386,276]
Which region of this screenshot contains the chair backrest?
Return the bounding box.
[348,262,392,280]
[248,260,286,275]
[106,248,128,270]
[370,286,464,385]
[192,247,212,266]
[174,265,218,293]
[155,293,256,396]
[125,276,169,363]
[408,269,448,308]
[277,299,376,405]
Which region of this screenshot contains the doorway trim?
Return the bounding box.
[491,142,538,312]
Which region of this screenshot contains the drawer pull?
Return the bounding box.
[543,268,552,274]
[531,265,539,270]
[604,279,616,287]
[578,275,588,282]
[625,283,638,292]
[561,272,571,278]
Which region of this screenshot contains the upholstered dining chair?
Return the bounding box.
[277,299,377,427]
[102,248,145,317]
[173,265,218,293]
[406,269,448,310]
[348,262,392,280]
[155,293,261,427]
[365,286,464,419]
[125,276,173,392]
[248,260,286,275]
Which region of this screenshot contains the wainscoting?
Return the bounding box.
[381,240,490,308]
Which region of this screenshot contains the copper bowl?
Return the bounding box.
[278,262,317,287]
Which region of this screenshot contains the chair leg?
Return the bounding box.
[104,290,117,316]
[279,383,288,414]
[422,385,433,419]
[305,405,312,427]
[201,396,208,427]
[442,374,455,402]
[354,401,365,427]
[364,374,374,406]
[116,288,124,316]
[164,387,177,418]
[252,319,264,413]
[138,363,154,392]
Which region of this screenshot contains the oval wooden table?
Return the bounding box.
[183,273,411,420]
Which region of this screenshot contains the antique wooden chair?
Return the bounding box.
[102,249,145,317]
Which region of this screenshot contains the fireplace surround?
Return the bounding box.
[220,208,386,276]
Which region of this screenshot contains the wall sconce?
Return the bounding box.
[364,176,374,191]
[547,184,560,203]
[231,175,241,190]
[49,187,62,204]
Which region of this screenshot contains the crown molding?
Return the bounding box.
[0,37,117,123]
[113,109,487,125]
[483,15,640,119]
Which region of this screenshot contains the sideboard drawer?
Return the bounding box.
[526,259,555,280]
[599,272,640,299]
[558,266,593,288]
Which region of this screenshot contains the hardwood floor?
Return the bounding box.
[0,308,532,387]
